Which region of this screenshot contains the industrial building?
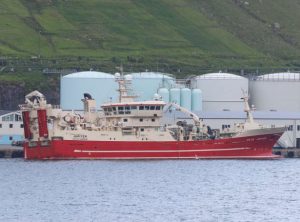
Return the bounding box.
[0,110,24,145]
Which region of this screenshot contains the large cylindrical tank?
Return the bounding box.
[190,72,249,111]
[60,71,118,110]
[191,89,202,111]
[180,88,191,110]
[250,72,300,111]
[170,88,181,104]
[125,72,175,101]
[158,88,169,103]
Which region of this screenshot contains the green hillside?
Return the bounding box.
[1,0,300,73]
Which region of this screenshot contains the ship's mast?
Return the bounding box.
[241,90,254,124]
[115,66,137,103]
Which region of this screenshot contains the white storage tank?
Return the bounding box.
[170,88,181,104]
[60,71,118,110]
[191,72,249,111]
[191,89,202,111]
[158,88,169,103]
[180,88,191,110]
[250,72,300,112]
[125,72,175,101]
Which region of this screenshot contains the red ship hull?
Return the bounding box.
[24,132,282,160]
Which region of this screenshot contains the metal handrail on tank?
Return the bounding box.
[252,72,300,82]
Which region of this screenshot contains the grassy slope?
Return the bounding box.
[0,0,300,70]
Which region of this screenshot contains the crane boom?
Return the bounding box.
[166,103,202,126]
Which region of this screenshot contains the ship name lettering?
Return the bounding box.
[72,134,87,140]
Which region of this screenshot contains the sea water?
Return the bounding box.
[1,159,300,222]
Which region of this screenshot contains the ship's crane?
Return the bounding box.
[165,103,202,127]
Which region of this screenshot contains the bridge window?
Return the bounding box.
[150,106,155,110]
[131,106,137,110]
[112,107,117,115]
[155,106,161,110]
[297,125,300,131]
[145,106,150,110]
[0,124,1,128]
[125,106,131,114]
[139,106,144,110]
[9,124,13,128]
[20,124,24,128]
[118,106,124,114]
[287,125,293,131]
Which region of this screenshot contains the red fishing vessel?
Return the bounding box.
[20,74,284,160]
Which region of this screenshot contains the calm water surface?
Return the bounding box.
[0,159,300,222]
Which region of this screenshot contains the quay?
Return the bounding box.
[273,148,300,158]
[0,145,23,158]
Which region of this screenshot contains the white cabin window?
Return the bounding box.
[140,118,143,122]
[15,114,22,121]
[0,124,2,128]
[151,119,155,122]
[118,106,124,114]
[9,124,13,128]
[222,124,230,130]
[20,124,24,128]
[141,128,144,132]
[287,125,293,131]
[123,119,128,122]
[297,125,300,131]
[2,114,14,121]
